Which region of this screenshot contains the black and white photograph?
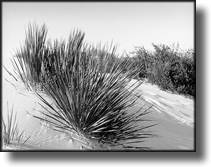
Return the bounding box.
[1,2,195,151]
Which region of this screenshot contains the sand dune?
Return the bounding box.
[2,75,194,150]
[129,79,194,150]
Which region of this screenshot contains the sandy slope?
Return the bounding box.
[129,79,194,150]
[2,74,194,150]
[130,79,194,127]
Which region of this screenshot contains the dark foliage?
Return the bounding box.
[11,24,155,150]
[131,44,195,96]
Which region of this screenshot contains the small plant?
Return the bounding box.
[2,103,30,146]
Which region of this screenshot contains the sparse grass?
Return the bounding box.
[2,103,30,146]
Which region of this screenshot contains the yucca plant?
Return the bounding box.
[11,24,156,150]
[34,32,155,150]
[2,103,30,146]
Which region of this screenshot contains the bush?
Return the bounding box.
[11,24,155,150]
[131,44,195,96]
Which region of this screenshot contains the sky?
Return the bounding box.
[3,2,194,69]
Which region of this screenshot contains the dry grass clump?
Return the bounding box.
[2,103,30,147]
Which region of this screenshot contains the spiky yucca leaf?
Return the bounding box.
[11,24,48,90]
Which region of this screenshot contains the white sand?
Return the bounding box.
[2,72,86,150]
[2,73,194,150]
[129,79,194,127]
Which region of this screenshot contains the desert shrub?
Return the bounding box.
[130,47,149,79]
[179,55,195,96]
[11,24,155,150]
[131,44,195,96]
[37,67,152,149]
[34,40,155,150]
